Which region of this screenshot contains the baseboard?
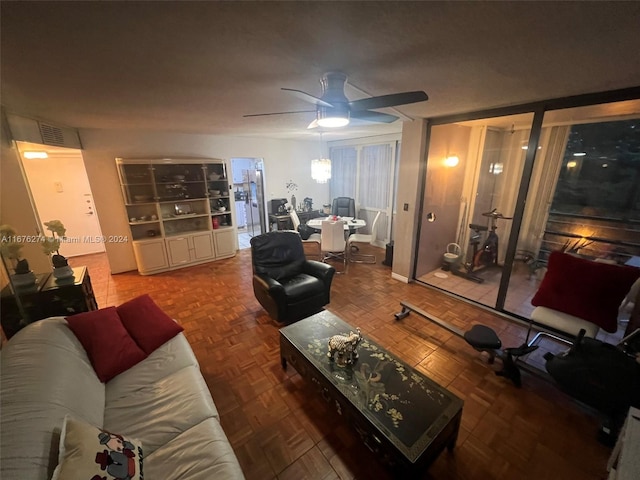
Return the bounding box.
[391,272,409,283]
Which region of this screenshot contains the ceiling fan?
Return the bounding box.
[243,72,428,129]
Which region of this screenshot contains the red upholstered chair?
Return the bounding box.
[527,252,640,347]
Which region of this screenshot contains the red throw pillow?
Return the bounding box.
[116,294,184,355]
[66,307,148,383]
[532,252,640,332]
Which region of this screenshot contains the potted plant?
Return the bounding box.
[0,224,36,287]
[41,220,74,280]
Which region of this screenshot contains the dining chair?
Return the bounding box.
[348,211,381,263]
[290,209,322,260]
[321,220,347,273]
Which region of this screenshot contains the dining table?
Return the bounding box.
[306,216,366,230]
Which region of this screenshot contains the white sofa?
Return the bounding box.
[0,317,245,480]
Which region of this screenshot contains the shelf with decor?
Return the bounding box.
[116,158,238,275]
[125,201,161,240]
[119,164,156,204]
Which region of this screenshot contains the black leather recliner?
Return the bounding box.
[251,231,336,323]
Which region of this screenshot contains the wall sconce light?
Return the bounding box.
[444,155,459,167]
[23,151,48,159]
[566,160,577,168]
[311,158,331,183]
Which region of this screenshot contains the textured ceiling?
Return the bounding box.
[2,1,640,140]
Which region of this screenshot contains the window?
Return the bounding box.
[542,118,640,261]
[551,119,640,221]
[358,144,393,210]
[329,146,357,199]
[329,140,399,244]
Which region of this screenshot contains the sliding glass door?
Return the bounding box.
[504,101,640,319]
[415,113,534,309]
[416,98,640,325]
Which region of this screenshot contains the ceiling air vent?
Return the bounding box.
[5,113,83,149]
[39,123,65,146]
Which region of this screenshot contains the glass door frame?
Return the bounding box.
[414,86,640,319]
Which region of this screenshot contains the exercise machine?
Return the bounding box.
[451,208,513,284]
[394,301,537,387]
[544,328,640,444]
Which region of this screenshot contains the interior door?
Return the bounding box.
[18,142,105,257]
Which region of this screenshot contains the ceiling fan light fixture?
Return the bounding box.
[316,105,350,128]
[317,116,349,128]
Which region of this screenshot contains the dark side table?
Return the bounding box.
[1,266,98,339]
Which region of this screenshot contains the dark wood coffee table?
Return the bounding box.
[280,311,463,474]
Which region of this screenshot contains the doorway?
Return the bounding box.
[16,141,105,257]
[415,113,535,313]
[230,158,266,249]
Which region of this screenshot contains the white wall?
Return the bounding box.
[393,119,427,282]
[0,112,51,275]
[78,129,331,273]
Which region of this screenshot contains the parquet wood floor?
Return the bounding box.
[63,246,611,479]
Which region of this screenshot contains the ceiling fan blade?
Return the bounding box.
[243,110,316,118]
[282,88,334,107]
[351,110,399,124]
[349,91,428,111]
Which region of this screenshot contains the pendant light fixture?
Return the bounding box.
[311,132,331,183]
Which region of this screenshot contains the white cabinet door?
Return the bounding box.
[133,239,168,275]
[214,229,237,257]
[166,237,191,266]
[192,232,214,260]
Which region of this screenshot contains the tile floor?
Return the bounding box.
[237,225,263,250]
[418,261,541,319]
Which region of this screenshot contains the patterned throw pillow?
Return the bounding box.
[51,415,144,480]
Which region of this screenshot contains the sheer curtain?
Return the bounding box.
[358,144,392,210]
[329,146,357,199]
[329,142,396,244]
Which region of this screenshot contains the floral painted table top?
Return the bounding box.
[280,310,464,462]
